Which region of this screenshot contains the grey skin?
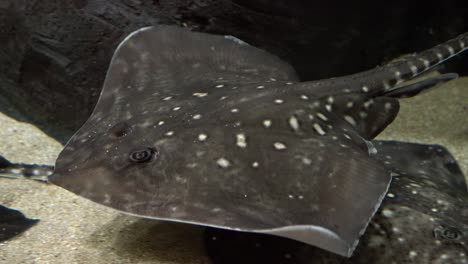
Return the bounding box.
[44,26,467,257]
[204,141,468,264]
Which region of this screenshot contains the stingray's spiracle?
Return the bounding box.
[129,148,156,163]
[109,122,132,138]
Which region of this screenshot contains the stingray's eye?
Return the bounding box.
[129,148,156,163]
[433,225,462,241]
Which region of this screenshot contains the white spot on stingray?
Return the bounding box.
[316,113,328,121]
[163,96,172,101]
[460,39,465,49]
[220,96,228,100]
[409,251,418,259]
[394,71,403,84]
[302,157,312,165]
[273,142,287,150]
[447,45,455,55]
[361,85,369,93]
[344,115,356,126]
[158,121,165,126]
[165,131,174,136]
[409,63,418,75]
[252,162,259,168]
[327,96,334,104]
[217,158,231,168]
[364,100,374,109]
[10,169,22,175]
[386,193,396,198]
[263,120,272,128]
[173,107,181,111]
[230,108,239,113]
[365,140,378,155]
[274,99,284,104]
[256,85,265,89]
[286,82,294,85]
[270,78,277,81]
[300,95,309,100]
[198,134,208,141]
[288,116,300,131]
[193,92,208,98]
[418,58,430,69]
[215,84,224,88]
[325,104,332,112]
[436,52,444,60]
[382,209,394,218]
[383,80,391,90]
[236,134,247,148]
[385,102,393,110]
[313,123,326,135]
[346,101,354,108]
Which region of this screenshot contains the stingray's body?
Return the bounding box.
[0,26,467,257]
[42,26,467,257]
[0,205,38,243]
[205,141,468,263]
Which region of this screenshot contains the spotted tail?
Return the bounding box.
[0,156,53,182]
[382,33,466,87]
[364,32,467,95]
[307,32,468,96]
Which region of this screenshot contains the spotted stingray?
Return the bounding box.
[204,141,468,263]
[2,26,468,257]
[0,204,38,243]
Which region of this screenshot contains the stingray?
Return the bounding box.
[0,26,467,257]
[204,141,468,263]
[0,205,38,243]
[46,26,467,256]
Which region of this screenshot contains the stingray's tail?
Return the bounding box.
[306,32,467,97]
[366,32,467,96]
[0,155,53,182]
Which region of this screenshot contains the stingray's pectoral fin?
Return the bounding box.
[0,155,53,182]
[0,155,12,168]
[383,73,458,98]
[331,95,400,139]
[0,205,39,242]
